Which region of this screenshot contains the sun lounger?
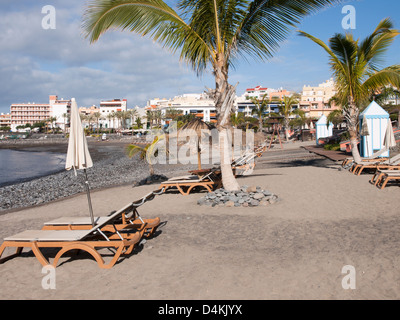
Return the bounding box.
[373,170,400,189]
[160,170,221,195]
[370,169,400,186]
[0,207,148,269]
[342,147,389,168]
[351,153,400,175]
[41,189,164,238]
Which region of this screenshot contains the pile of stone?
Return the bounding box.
[197,185,279,207]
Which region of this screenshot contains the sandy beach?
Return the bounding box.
[1,141,400,300]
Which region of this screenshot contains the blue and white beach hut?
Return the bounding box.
[359,101,390,158]
[316,114,333,145]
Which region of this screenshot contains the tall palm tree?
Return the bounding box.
[249,94,269,132]
[106,113,114,131]
[128,109,139,128]
[93,111,102,133]
[299,18,400,162]
[146,110,154,129]
[83,0,340,191]
[278,95,299,141]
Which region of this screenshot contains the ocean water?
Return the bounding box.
[0,149,66,187]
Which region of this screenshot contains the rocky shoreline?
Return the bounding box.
[0,141,200,213]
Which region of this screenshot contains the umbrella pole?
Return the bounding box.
[83,169,95,227]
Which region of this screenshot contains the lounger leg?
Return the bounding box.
[0,243,24,264]
[31,242,51,267]
[53,243,106,269]
[378,177,390,190]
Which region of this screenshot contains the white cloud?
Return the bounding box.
[0,1,212,113]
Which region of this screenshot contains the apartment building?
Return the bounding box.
[299,79,339,118]
[10,95,71,131]
[0,113,11,129]
[99,99,127,114]
[236,86,293,116]
[147,94,217,124]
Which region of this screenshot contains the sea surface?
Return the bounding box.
[0,149,66,187]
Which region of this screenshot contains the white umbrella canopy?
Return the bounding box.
[65,98,93,172]
[65,98,95,226]
[384,119,396,150]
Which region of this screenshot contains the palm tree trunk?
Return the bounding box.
[346,101,362,163]
[284,118,290,141]
[213,62,240,192]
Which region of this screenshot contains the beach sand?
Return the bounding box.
[1,142,400,300]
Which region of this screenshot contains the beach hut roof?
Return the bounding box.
[359,101,389,118]
[316,114,328,125]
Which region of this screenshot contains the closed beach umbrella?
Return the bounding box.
[360,114,370,136]
[360,114,370,156]
[66,98,95,227]
[384,119,396,150]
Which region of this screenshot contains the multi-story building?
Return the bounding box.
[49,95,71,131]
[147,94,217,124]
[79,105,99,116]
[0,113,11,129]
[99,99,127,114]
[236,86,293,116]
[299,79,339,118]
[10,95,71,131]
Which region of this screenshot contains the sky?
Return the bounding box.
[0,0,399,114]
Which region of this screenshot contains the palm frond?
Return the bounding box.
[231,0,341,63]
[126,144,146,159]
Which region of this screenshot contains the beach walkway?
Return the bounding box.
[1,141,399,299]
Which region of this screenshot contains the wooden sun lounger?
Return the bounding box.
[351,153,400,175]
[160,171,221,195]
[342,148,389,168]
[374,171,400,189]
[0,208,147,269]
[370,169,400,186]
[41,189,164,238]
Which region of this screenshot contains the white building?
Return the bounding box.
[147,93,217,124]
[49,95,71,131]
[10,95,71,131]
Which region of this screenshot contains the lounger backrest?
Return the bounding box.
[84,204,133,236]
[370,147,388,159]
[234,152,256,166]
[388,153,400,164]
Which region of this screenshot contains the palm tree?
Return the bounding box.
[47,116,57,134]
[326,109,344,129]
[62,113,69,134]
[83,0,340,191]
[135,116,143,129]
[93,111,102,133]
[278,95,299,141]
[146,110,154,129]
[126,136,164,176]
[106,113,114,131]
[248,94,269,132]
[128,109,139,128]
[299,18,400,162]
[230,112,245,129]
